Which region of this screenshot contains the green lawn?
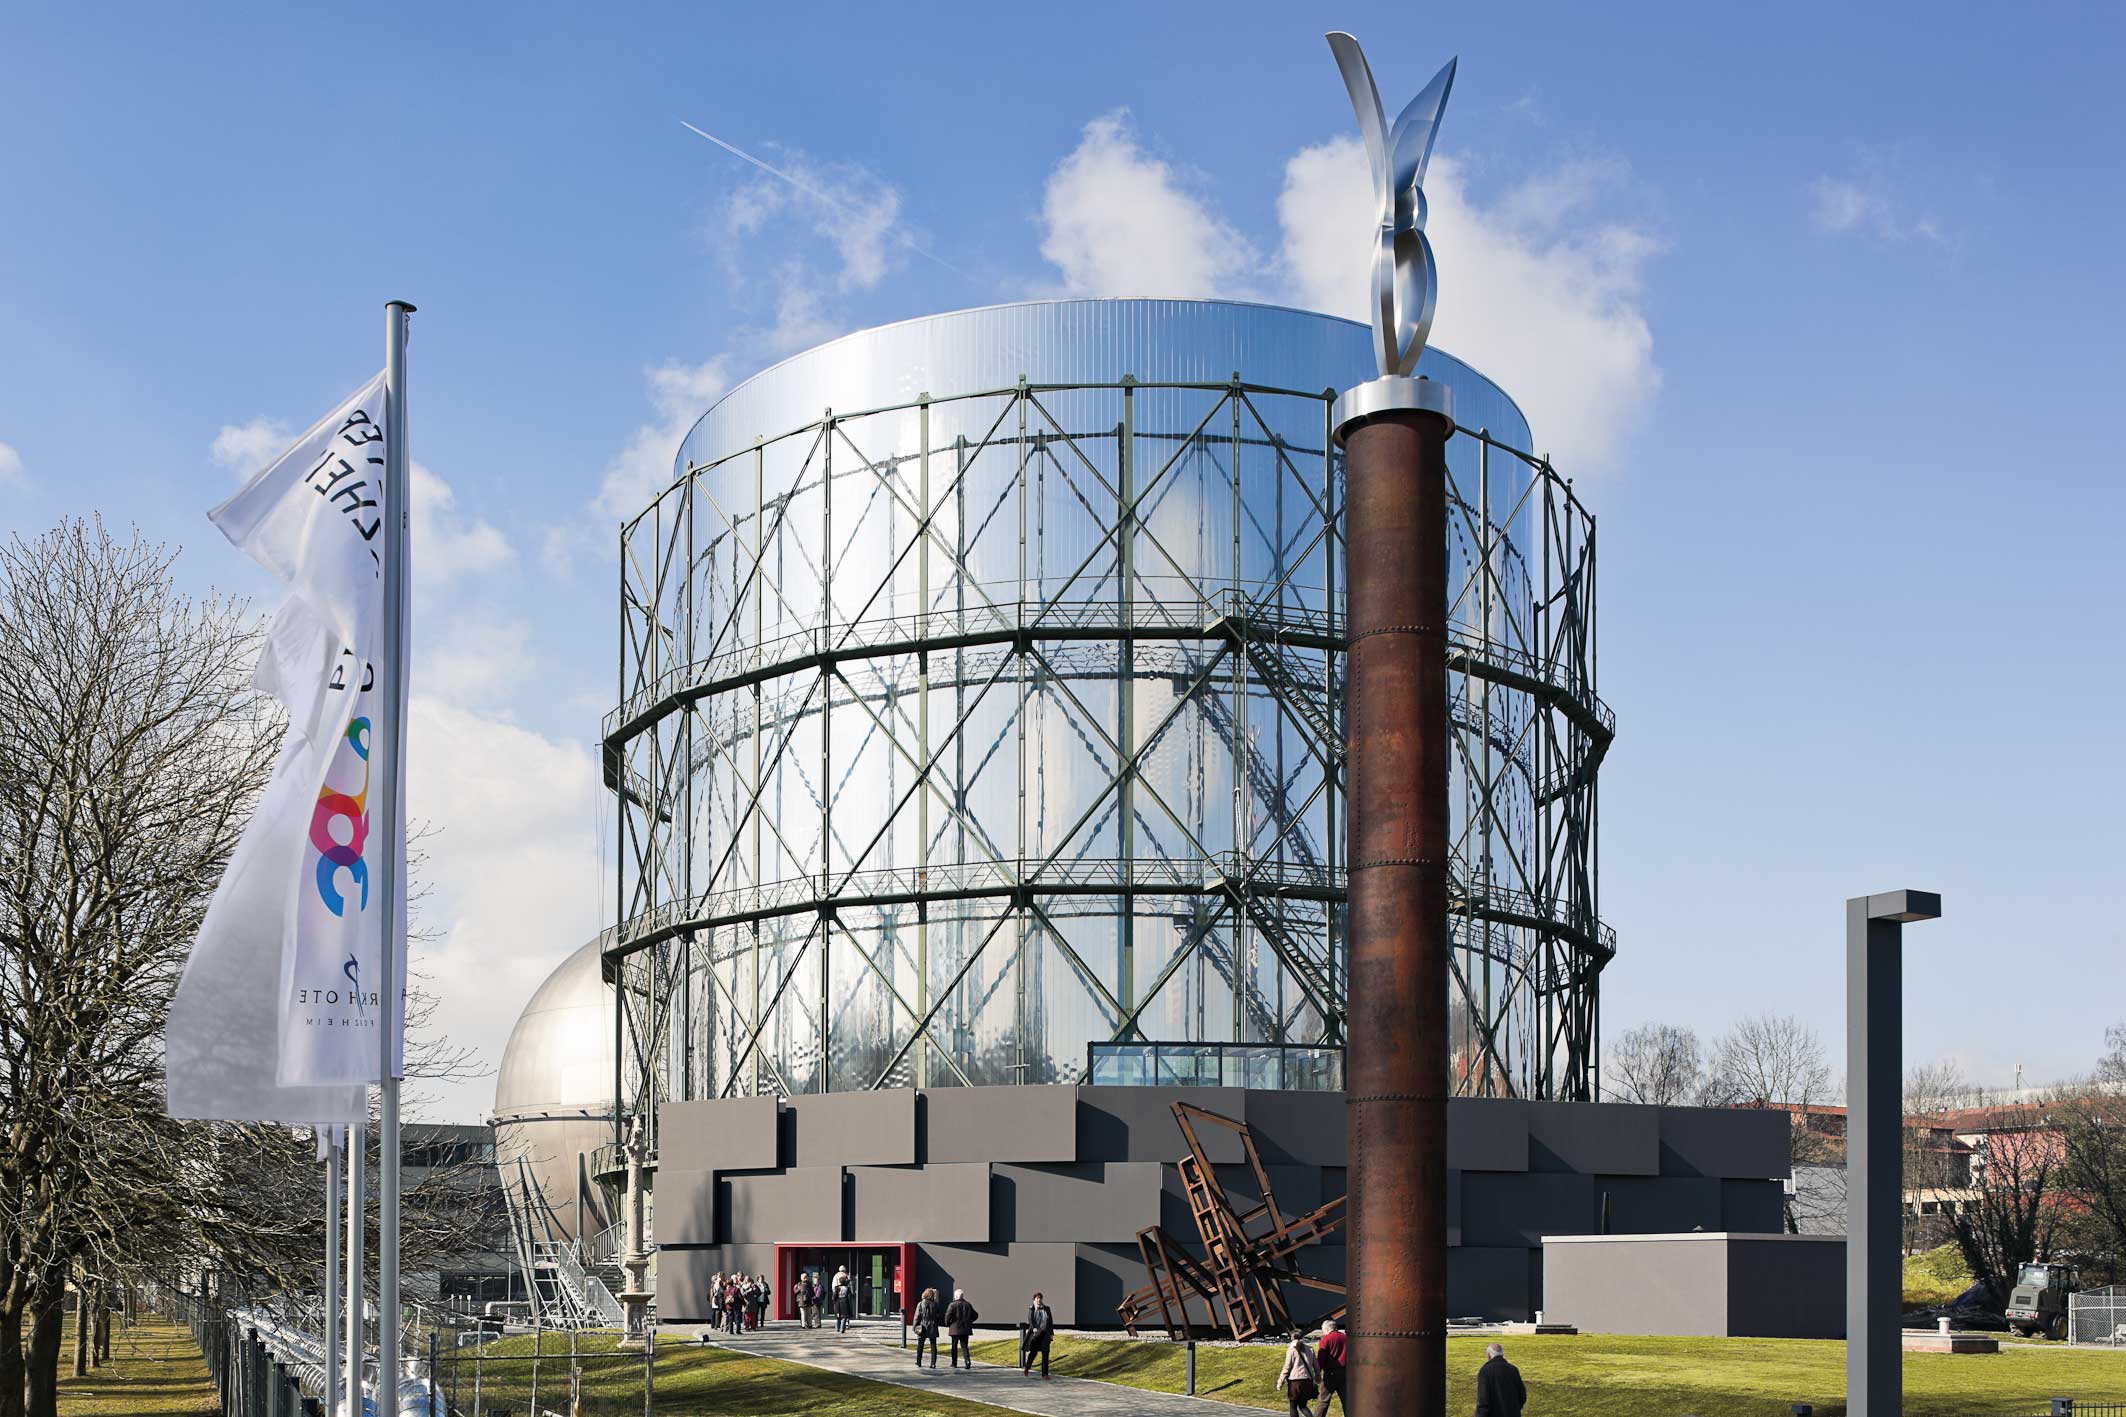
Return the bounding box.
[56,1317,219,1417]
[435,1329,1015,1417]
[969,1332,2126,1416]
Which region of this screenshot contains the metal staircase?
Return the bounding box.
[529,1240,625,1329]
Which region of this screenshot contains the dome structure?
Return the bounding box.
[491,938,617,1250]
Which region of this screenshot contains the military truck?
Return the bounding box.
[2005,1262,2077,1338]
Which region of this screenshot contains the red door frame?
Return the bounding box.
[773,1241,916,1322]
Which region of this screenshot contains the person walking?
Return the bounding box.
[791,1273,808,1328]
[942,1288,978,1368]
[1474,1342,1527,1417]
[912,1287,941,1368]
[807,1271,824,1329]
[1019,1291,1055,1378]
[1276,1330,1319,1417]
[1311,1318,1347,1415]
[831,1266,854,1334]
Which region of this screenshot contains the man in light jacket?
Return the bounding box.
[1019,1291,1055,1378]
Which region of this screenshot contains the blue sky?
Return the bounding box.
[5,3,2121,1121]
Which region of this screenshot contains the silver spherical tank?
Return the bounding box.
[490,938,617,1250]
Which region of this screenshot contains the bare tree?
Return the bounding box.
[2098,1022,2126,1089]
[1604,1022,1704,1105]
[1949,1097,2070,1301]
[1703,1013,1840,1231]
[1903,1057,1979,1250]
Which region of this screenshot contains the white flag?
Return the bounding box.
[166,372,407,1122]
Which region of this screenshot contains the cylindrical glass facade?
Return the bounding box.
[610,300,1598,1113]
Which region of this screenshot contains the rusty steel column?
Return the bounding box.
[1339,384,1452,1417]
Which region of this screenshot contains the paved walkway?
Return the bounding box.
[680,1321,1268,1416]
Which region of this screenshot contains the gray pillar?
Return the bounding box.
[1846,889,1940,1417]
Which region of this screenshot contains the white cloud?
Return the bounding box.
[1810,173,1946,245]
[1039,110,1263,299]
[1277,137,1660,469]
[589,356,730,530]
[410,460,514,583]
[0,441,25,488]
[406,693,603,1121]
[210,417,291,479]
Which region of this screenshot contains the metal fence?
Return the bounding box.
[427,1319,656,1417]
[2072,1286,2126,1348]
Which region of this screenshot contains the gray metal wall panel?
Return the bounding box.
[850,1163,991,1243]
[1721,1178,1787,1233]
[791,1090,916,1168]
[722,1166,842,1244]
[1657,1106,1792,1180]
[1540,1236,1732,1336]
[925,1087,1076,1165]
[1241,1089,1347,1167]
[1459,1172,1594,1249]
[660,1097,779,1172]
[656,1166,718,1246]
[1527,1102,1658,1177]
[914,1243,1079,1327]
[996,1163,1162,1244]
[656,1245,779,1321]
[1729,1237,1844,1338]
[1596,1176,1722,1236]
[1448,1099,1531,1173]
[1449,1246,1532,1321]
[1077,1088,1247,1163]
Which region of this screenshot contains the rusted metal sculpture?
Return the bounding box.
[1118,1102,1347,1342]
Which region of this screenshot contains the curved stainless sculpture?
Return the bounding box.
[1327,32,1456,380]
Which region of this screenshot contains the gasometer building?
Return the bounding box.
[527,299,1788,1327]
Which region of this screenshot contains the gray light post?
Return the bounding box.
[1846,889,1941,1417]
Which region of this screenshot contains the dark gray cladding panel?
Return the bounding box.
[1206,1164,1326,1225]
[1077,1087,1247,1163]
[660,1097,780,1173]
[850,1163,991,1243]
[791,1089,916,1168]
[656,1167,718,1246]
[1527,1102,1659,1177]
[915,1243,1079,1326]
[1459,1172,1594,1249]
[1658,1105,1793,1180]
[1075,1243,1159,1329]
[1242,1089,1347,1166]
[657,1245,778,1321]
[1450,1246,1533,1321]
[1594,1176,1722,1235]
[1721,1178,1787,1233]
[1729,1237,1846,1339]
[722,1166,842,1244]
[1448,1099,1531,1173]
[925,1086,1076,1165]
[995,1163,1162,1244]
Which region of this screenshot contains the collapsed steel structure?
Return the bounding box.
[1120,1102,1347,1341]
[601,352,1611,1158]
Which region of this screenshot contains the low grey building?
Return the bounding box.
[653,1085,1789,1327]
[1541,1231,1846,1338]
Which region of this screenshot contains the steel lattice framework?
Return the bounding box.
[602,375,1611,1156]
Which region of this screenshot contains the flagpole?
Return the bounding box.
[379,299,415,1417]
[325,1131,343,1417]
[346,1125,365,1416]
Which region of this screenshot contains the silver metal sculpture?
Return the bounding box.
[1327,32,1457,379]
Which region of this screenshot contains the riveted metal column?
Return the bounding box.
[1338,380,1452,1417]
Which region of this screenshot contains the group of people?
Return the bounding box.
[1276,1327,1528,1417]
[787,1266,859,1332]
[906,1288,1055,1378]
[704,1271,771,1334]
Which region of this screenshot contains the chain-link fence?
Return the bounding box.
[2071,1287,2126,1348]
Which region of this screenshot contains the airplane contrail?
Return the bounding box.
[680,120,971,280]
